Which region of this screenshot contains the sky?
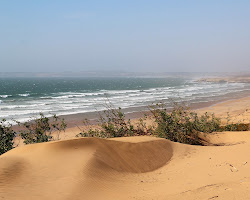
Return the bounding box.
[0,0,250,73]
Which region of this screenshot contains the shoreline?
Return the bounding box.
[3,76,250,126]
[11,88,250,137]
[52,93,250,142]
[12,90,250,144]
[3,82,250,199]
[52,89,250,128]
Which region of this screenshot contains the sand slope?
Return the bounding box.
[1,133,250,200]
[0,137,173,200]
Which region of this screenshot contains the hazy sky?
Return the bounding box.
[0,0,250,72]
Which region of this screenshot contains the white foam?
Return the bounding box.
[0,81,249,123]
[106,90,140,95]
[18,93,30,97]
[0,95,11,98]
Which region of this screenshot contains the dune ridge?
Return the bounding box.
[0,137,173,200]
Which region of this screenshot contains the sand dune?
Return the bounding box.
[1,133,250,200]
[1,96,250,199]
[0,137,173,199]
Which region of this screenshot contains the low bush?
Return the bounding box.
[222,123,250,131]
[1,100,250,155]
[76,102,250,145]
[149,103,208,145]
[0,119,16,155]
[76,105,151,138]
[148,103,250,144]
[19,113,67,144]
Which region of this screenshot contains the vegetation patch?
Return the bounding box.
[0,119,16,155]
[77,102,250,145]
[1,102,250,155]
[18,113,67,144]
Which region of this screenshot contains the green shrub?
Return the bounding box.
[220,112,250,131]
[222,123,250,131]
[149,103,199,144]
[98,107,135,137]
[0,119,16,155]
[190,112,221,133]
[76,101,250,145]
[19,113,67,144]
[149,103,221,145]
[76,105,150,138]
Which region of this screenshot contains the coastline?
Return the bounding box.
[4,93,250,199]
[43,92,250,141]
[11,87,250,143]
[52,89,250,128]
[3,79,250,200]
[2,76,250,125]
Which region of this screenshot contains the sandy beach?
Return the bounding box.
[46,96,250,141]
[1,96,250,200]
[2,0,250,199]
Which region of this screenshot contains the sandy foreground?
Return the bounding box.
[1,97,250,200]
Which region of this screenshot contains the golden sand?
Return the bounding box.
[1,96,250,199]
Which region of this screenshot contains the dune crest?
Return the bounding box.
[0,137,173,200]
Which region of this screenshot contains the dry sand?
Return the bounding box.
[196,96,250,124]
[1,96,250,200]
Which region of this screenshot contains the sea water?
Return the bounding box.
[0,77,249,123]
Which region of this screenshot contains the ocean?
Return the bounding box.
[0,77,249,123]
